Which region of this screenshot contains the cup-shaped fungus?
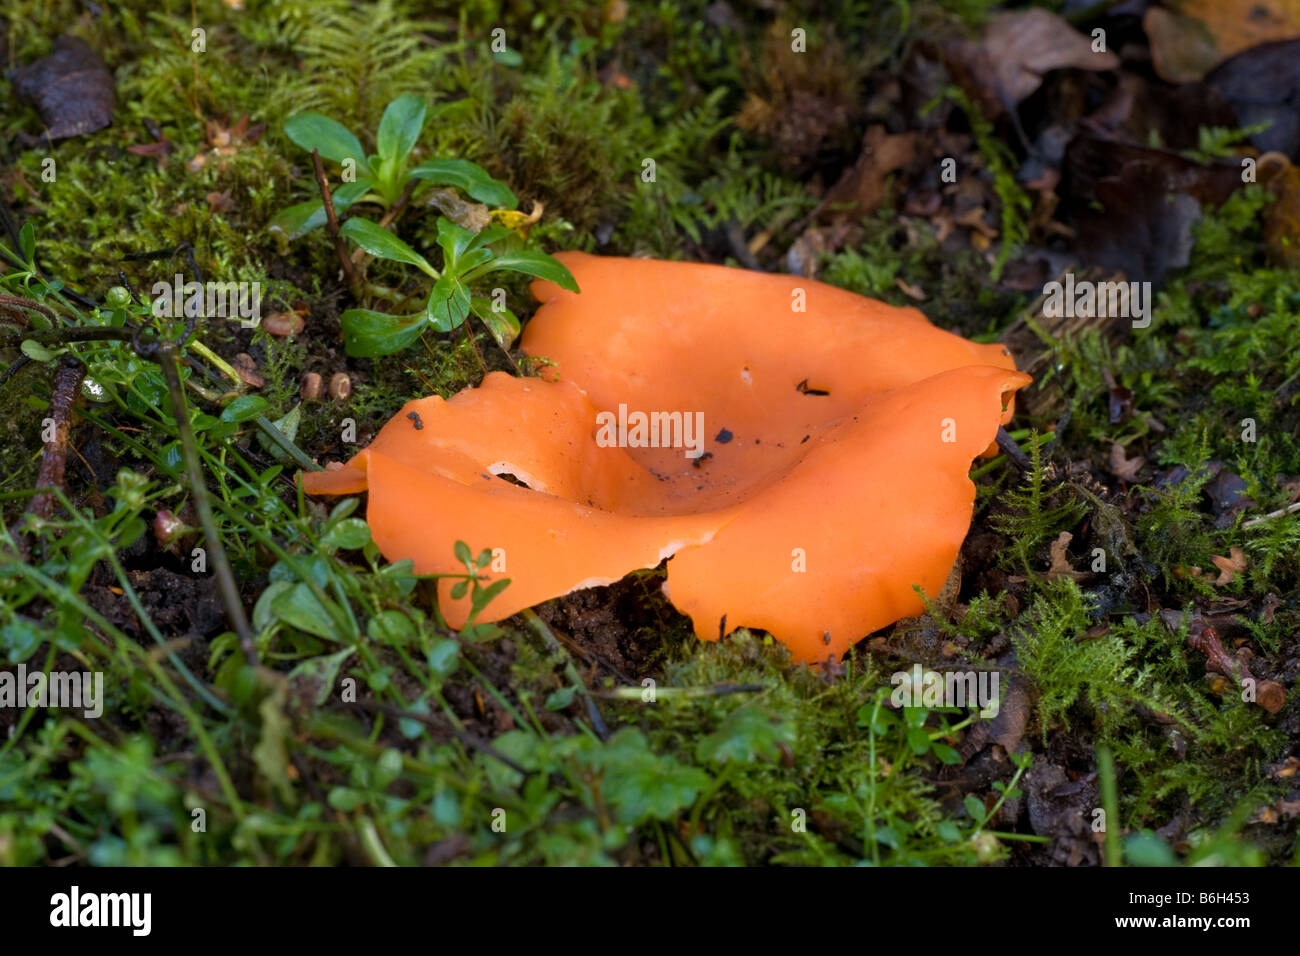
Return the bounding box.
[302,253,1031,662]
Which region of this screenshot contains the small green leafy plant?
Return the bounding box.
[337,215,577,357]
[270,94,516,239]
[268,93,579,358]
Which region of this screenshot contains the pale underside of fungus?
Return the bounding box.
[302,253,1031,662]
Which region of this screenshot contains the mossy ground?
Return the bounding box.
[0,0,1296,866]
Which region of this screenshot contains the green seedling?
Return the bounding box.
[336,215,577,357]
[268,93,577,357]
[269,94,517,239]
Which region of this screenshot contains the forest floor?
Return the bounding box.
[0,0,1298,866]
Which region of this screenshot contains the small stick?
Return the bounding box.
[0,293,58,325]
[1188,623,1285,714]
[473,314,522,376]
[28,355,83,520]
[376,180,418,231]
[522,609,608,739]
[549,627,635,686]
[590,683,766,700]
[157,343,259,667]
[310,148,362,298]
[995,425,1033,473]
[3,326,129,347]
[1242,501,1300,529]
[460,320,489,378]
[0,355,31,389]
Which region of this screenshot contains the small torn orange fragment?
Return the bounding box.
[302,253,1031,662]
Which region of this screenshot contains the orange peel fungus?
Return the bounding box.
[302,253,1031,662]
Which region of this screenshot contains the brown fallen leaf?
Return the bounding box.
[1109,442,1145,482]
[11,35,115,140]
[894,278,927,301]
[126,138,173,170]
[1210,546,1247,586]
[188,114,267,173]
[948,9,1119,116]
[205,189,237,214]
[820,124,917,223]
[1046,531,1088,582]
[1268,756,1300,779]
[231,353,264,389]
[1207,39,1300,159]
[1063,136,1243,285]
[1100,367,1133,425]
[988,677,1031,752]
[427,187,491,232]
[1144,0,1300,84]
[955,205,998,239]
[1255,153,1300,268]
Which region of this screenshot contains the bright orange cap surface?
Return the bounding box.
[302,253,1031,662]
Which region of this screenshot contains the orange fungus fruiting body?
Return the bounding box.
[301,253,1031,662]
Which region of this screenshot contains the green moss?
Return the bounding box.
[1,0,1296,869]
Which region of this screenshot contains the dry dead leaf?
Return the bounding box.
[949,9,1119,115]
[1257,154,1300,267]
[205,189,236,214]
[955,205,998,238]
[1046,531,1088,581]
[1210,546,1247,586]
[1269,756,1300,779]
[11,35,115,140]
[820,124,917,222]
[894,278,927,301]
[1109,442,1145,482]
[188,114,266,173]
[427,187,491,232]
[1144,0,1300,83]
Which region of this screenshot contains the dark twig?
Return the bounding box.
[27,355,84,522]
[0,293,59,325]
[375,179,418,231]
[4,326,135,347]
[522,609,608,739]
[549,627,635,686]
[310,148,362,297]
[995,426,1033,474]
[120,242,204,285]
[156,342,258,667]
[460,320,489,379]
[1188,622,1285,714]
[0,197,25,258]
[0,355,31,388]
